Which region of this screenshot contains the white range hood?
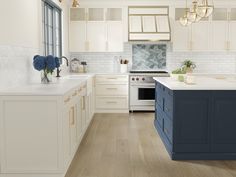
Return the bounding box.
[128,6,171,41]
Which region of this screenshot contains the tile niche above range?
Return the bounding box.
[132,44,167,71]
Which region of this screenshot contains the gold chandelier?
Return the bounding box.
[179,0,192,26]
[196,0,214,18]
[179,0,214,27]
[72,0,79,7]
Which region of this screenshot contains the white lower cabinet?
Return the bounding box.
[95,75,129,113]
[0,80,95,177]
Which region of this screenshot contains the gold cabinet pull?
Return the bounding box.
[64,97,71,103]
[107,77,117,80]
[72,91,77,97]
[106,101,117,104]
[106,88,118,90]
[70,106,75,126]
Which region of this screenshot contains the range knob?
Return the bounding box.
[136,78,139,81]
[142,78,145,81]
[132,78,135,81]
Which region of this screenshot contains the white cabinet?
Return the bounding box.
[107,22,123,52]
[69,8,88,52]
[210,8,229,51]
[69,21,87,52]
[173,21,191,51]
[95,75,129,113]
[229,8,236,51]
[69,7,123,52]
[191,22,210,51]
[173,7,236,52]
[87,22,106,52]
[0,78,95,177]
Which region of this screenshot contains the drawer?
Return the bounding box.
[96,97,128,109]
[64,89,78,105]
[163,115,173,144]
[96,75,128,83]
[96,84,128,96]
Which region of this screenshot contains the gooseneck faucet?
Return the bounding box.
[56,56,69,77]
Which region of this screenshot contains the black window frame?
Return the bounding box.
[42,0,62,58]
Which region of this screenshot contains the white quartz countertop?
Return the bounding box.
[0,75,93,96]
[154,75,236,90]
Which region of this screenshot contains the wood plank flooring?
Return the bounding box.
[66,113,236,177]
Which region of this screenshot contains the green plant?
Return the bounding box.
[182,60,196,69]
[172,68,186,74]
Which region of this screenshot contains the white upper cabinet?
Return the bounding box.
[87,22,107,52]
[229,8,236,51]
[173,8,191,51]
[211,8,229,51]
[69,7,123,52]
[69,8,87,52]
[191,21,210,51]
[88,8,104,21]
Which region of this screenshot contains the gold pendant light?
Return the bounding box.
[196,0,214,18]
[72,0,79,7]
[179,0,192,26]
[187,1,202,22]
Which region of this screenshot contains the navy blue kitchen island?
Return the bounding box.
[154,76,236,160]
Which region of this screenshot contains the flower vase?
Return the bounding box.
[41,70,52,84]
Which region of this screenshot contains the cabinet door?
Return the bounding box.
[63,105,71,165]
[69,21,87,52]
[191,22,210,51]
[174,91,210,153]
[81,96,86,132]
[172,21,191,51]
[211,22,228,51]
[107,22,123,52]
[212,92,236,152]
[211,8,228,51]
[76,96,82,142]
[229,22,236,51]
[69,105,77,155]
[87,22,106,52]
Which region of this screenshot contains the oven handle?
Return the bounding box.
[130,84,155,87]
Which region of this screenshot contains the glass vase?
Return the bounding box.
[41,70,52,84]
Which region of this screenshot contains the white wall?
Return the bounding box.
[0,0,70,90]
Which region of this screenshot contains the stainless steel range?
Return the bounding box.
[129,71,169,111]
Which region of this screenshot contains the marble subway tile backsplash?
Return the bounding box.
[0,45,40,90]
[71,43,236,74]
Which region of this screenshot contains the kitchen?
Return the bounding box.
[1,0,236,177]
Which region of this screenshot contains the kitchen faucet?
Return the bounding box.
[56,56,69,77]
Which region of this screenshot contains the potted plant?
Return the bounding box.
[33,55,60,84]
[182,60,196,73]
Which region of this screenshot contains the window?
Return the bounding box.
[42,0,62,57]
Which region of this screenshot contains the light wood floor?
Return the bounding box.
[66,113,236,177]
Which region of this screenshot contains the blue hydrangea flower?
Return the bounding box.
[33,55,46,71]
[46,55,56,70]
[55,57,61,68]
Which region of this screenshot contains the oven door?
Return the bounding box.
[130,84,155,106]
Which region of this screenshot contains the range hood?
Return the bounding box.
[128,6,171,41]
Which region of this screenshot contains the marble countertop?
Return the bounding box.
[0,74,93,96]
[154,75,236,90]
